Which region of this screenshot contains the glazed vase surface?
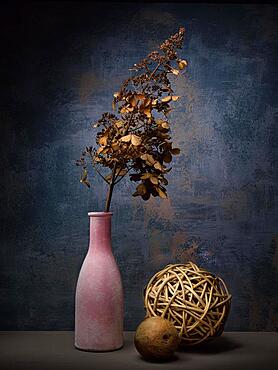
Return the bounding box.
[75,212,124,351]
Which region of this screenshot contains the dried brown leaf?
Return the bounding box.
[161,96,172,103]
[150,176,159,185]
[157,187,167,199]
[143,107,152,118]
[136,183,147,195]
[143,98,151,107]
[171,68,180,76]
[141,173,152,180]
[80,169,90,188]
[178,59,188,70]
[115,120,124,128]
[154,161,163,171]
[105,173,112,182]
[164,108,173,115]
[141,154,156,165]
[121,134,131,143]
[130,95,138,107]
[163,152,172,163]
[171,148,180,155]
[136,93,145,100]
[131,134,142,146]
[117,169,128,176]
[111,143,120,151]
[99,136,108,146]
[141,192,151,201]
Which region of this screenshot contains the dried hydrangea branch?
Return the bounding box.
[76,27,188,212]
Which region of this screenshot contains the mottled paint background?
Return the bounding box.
[0,2,277,331]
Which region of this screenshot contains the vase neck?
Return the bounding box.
[88,212,112,253]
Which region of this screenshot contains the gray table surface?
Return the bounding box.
[0,331,277,370]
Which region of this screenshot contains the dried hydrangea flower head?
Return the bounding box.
[76,27,188,212]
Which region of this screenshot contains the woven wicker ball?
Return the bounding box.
[144,262,232,346]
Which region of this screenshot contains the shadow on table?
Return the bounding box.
[137,353,184,364]
[177,336,242,354]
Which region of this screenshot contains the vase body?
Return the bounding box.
[75,212,124,351]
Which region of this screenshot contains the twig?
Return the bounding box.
[91,159,110,184]
[114,166,132,185]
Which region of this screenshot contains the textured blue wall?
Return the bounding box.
[0,2,277,330]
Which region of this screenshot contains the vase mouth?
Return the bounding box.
[88,212,113,217]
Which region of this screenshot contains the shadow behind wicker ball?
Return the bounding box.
[144,262,232,346]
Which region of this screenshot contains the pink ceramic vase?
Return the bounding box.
[75,212,124,351]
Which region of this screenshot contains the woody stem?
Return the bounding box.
[105,163,118,212]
